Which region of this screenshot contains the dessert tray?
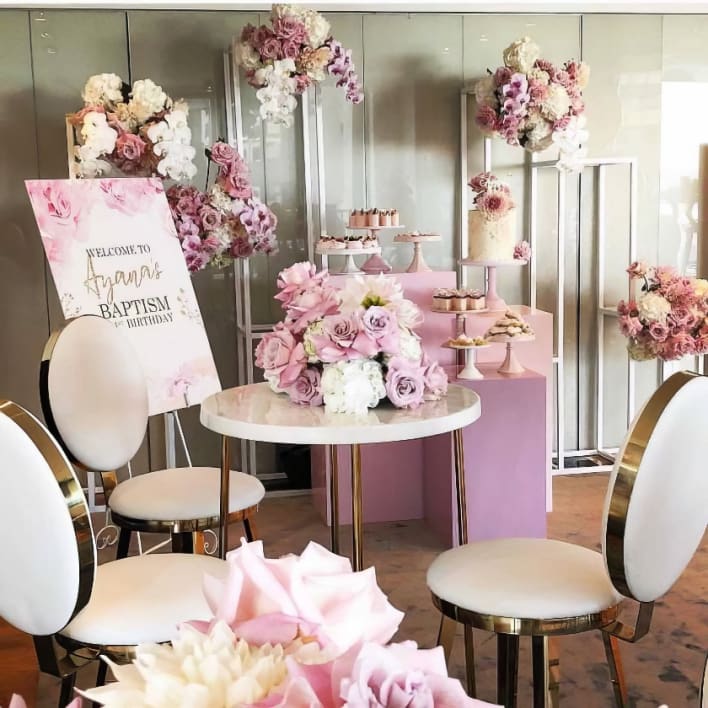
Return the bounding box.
[394,232,441,273]
[316,244,382,274]
[459,258,529,310]
[346,224,405,274]
[431,304,488,315]
[443,339,491,380]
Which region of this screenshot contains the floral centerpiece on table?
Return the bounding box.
[617,262,708,361]
[235,4,363,126]
[166,141,278,271]
[81,540,494,707]
[69,73,197,180]
[255,263,448,415]
[474,37,590,172]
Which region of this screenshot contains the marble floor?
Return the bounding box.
[3,473,706,707]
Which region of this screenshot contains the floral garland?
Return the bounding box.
[255,263,448,415]
[166,141,278,272]
[235,4,363,126]
[69,74,197,180]
[79,540,493,707]
[474,37,589,172]
[618,262,708,361]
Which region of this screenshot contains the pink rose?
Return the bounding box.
[535,59,556,74]
[286,287,341,334]
[281,38,301,60]
[475,104,498,133]
[468,172,493,193]
[27,181,82,245]
[310,313,378,363]
[275,261,327,306]
[219,171,253,200]
[553,69,571,87]
[209,141,238,168]
[273,16,307,43]
[231,236,254,258]
[493,66,512,87]
[528,80,548,103]
[422,355,448,401]
[287,366,323,406]
[648,321,669,342]
[617,299,639,317]
[114,132,145,161]
[385,357,426,409]
[199,205,222,231]
[658,332,696,360]
[619,315,643,338]
[255,324,306,388]
[361,306,399,354]
[260,37,282,60]
[176,195,198,215]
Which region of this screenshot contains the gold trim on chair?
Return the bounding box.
[604,370,699,600]
[0,401,95,626]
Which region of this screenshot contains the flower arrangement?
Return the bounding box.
[166,141,278,271]
[235,4,363,126]
[617,262,708,361]
[69,74,197,180]
[255,263,448,415]
[474,37,590,172]
[81,540,493,707]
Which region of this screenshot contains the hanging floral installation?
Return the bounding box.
[235,4,363,126]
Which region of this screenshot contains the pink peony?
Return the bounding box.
[209,141,238,168]
[361,306,399,354]
[421,355,448,401]
[287,366,323,406]
[475,104,498,133]
[514,241,531,260]
[114,132,145,161]
[385,357,426,409]
[255,324,307,388]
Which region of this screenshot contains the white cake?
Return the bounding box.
[468,208,516,261]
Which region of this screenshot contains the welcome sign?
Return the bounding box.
[26,177,221,415]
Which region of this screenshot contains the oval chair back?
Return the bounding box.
[603,371,708,603]
[0,401,95,635]
[40,315,149,472]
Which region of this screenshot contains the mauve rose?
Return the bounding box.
[260,37,282,60]
[648,321,669,342]
[385,357,426,409]
[287,367,323,406]
[475,105,498,133]
[422,356,448,401]
[201,234,221,255]
[209,141,238,168]
[286,287,341,334]
[255,325,306,388]
[219,172,252,200]
[115,133,145,161]
[273,15,307,43]
[619,315,643,338]
[231,236,254,258]
[311,313,378,363]
[494,66,512,87]
[176,195,197,216]
[281,39,300,60]
[658,332,695,360]
[362,306,399,354]
[199,205,222,231]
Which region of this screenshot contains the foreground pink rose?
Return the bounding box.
[200,539,404,655]
[385,357,426,409]
[288,366,324,406]
[421,354,448,401]
[310,313,378,363]
[286,287,341,334]
[275,262,327,306]
[255,324,307,388]
[361,306,399,354]
[114,132,145,162]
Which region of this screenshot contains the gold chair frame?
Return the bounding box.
[39,325,259,559]
[431,371,699,708]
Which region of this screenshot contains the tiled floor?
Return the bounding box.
[3,473,706,707]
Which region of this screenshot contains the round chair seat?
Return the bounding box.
[427,538,623,621]
[59,552,227,647]
[108,467,265,522]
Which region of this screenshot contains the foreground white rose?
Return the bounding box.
[321,359,385,415]
[503,36,540,73]
[82,73,123,106]
[79,622,294,707]
[637,291,672,325]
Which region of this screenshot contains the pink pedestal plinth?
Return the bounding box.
[423,364,547,546]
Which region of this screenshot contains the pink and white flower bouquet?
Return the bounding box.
[69,74,197,180]
[235,4,363,126]
[474,37,589,172]
[166,141,278,272]
[617,262,708,361]
[255,263,448,416]
[81,540,495,707]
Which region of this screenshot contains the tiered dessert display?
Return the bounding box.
[486,310,535,375]
[346,208,404,274]
[393,231,442,273]
[461,172,530,311]
[316,232,381,274]
[444,334,490,380]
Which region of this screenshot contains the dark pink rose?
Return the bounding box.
[287,367,323,406]
[385,357,426,409]
[273,16,307,43]
[281,39,301,60]
[475,104,498,133]
[255,325,306,388]
[494,66,512,87]
[260,37,282,60]
[209,141,238,168]
[176,195,198,216]
[231,236,254,258]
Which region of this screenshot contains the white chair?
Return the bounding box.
[0,399,228,705]
[39,315,265,557]
[427,371,708,708]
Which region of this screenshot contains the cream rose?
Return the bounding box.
[236,40,262,70]
[81,73,123,106]
[695,278,708,299]
[528,67,550,85]
[503,36,540,73]
[303,8,331,47]
[540,83,571,121]
[576,62,591,89]
[474,75,498,108]
[637,291,672,324]
[129,79,168,123]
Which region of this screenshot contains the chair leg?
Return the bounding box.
[93,660,109,707]
[497,634,520,708]
[532,636,560,708]
[116,528,131,559]
[58,672,76,707]
[436,615,456,665]
[171,532,194,553]
[602,631,628,708]
[243,515,259,542]
[464,624,477,697]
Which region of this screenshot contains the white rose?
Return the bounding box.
[236,41,262,70]
[540,84,571,122]
[81,73,124,106]
[303,9,331,47]
[637,292,672,324]
[210,184,233,213]
[528,67,550,85]
[503,37,540,73]
[398,328,423,362]
[321,360,385,416]
[474,75,498,108]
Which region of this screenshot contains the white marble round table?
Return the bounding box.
[201,383,481,568]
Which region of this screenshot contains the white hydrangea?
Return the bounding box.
[147,109,197,180]
[128,78,169,123]
[321,359,385,415]
[638,291,672,325]
[81,73,124,106]
[303,8,331,47]
[540,84,571,122]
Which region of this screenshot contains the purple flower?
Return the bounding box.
[362,306,399,354]
[385,357,426,409]
[287,366,323,406]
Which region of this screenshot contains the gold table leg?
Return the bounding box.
[453,428,468,546]
[219,435,230,560]
[350,443,363,571]
[328,445,340,554]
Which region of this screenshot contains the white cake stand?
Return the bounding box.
[394,233,441,272]
[459,258,528,311]
[487,333,535,375]
[344,225,405,274]
[317,244,382,275]
[444,342,491,380]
